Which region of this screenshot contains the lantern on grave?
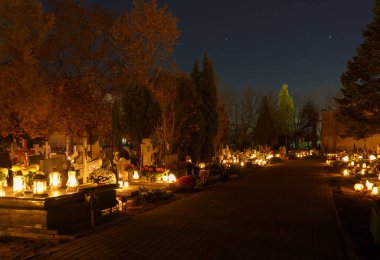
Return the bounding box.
[370,155,376,161]
[118,180,123,188]
[133,170,140,180]
[162,175,168,182]
[372,187,379,196]
[342,156,349,162]
[168,173,177,183]
[354,182,364,192]
[361,168,366,175]
[366,180,374,191]
[350,161,355,167]
[240,161,245,167]
[124,181,129,188]
[33,175,48,197]
[13,175,24,196]
[362,163,367,169]
[66,171,78,193]
[342,169,349,176]
[49,171,61,189]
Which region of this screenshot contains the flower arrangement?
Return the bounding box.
[140,166,155,177]
[124,164,135,171]
[175,175,196,190]
[0,168,8,183]
[89,168,117,185]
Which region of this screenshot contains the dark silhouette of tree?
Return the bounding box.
[121,82,160,145]
[197,53,218,160]
[336,0,380,139]
[254,96,277,147]
[299,98,319,148]
[174,73,203,161]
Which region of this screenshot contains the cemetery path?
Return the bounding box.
[33,159,349,259]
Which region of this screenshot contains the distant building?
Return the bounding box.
[321,110,380,153]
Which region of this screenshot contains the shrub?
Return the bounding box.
[175,175,196,190]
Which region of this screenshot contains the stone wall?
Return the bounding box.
[321,110,380,152]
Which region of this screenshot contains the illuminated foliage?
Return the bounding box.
[41,0,113,138]
[277,84,296,147]
[0,0,53,138]
[111,0,179,88]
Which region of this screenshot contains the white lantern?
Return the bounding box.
[49,171,61,189]
[118,180,123,188]
[366,180,374,191]
[33,177,48,197]
[370,155,376,161]
[13,175,24,196]
[124,181,129,188]
[342,156,349,162]
[372,187,379,196]
[361,169,366,175]
[342,169,349,176]
[66,171,78,193]
[240,161,245,167]
[362,163,367,169]
[350,161,355,167]
[162,175,168,182]
[168,173,176,183]
[354,183,364,191]
[133,171,140,180]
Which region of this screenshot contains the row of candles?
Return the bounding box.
[0,171,78,197]
[354,180,379,196]
[334,154,380,195]
[117,170,178,189]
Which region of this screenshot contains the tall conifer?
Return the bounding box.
[336,0,380,138]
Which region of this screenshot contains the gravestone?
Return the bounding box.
[40,157,67,175]
[0,152,11,168]
[141,139,155,166]
[164,154,178,166]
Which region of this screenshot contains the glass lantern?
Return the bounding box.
[66,170,78,193]
[132,170,140,180]
[13,175,24,196]
[49,171,61,190]
[33,176,48,197]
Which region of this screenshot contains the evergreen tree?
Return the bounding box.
[336,0,380,139]
[191,60,200,83]
[277,84,296,148]
[299,98,319,148]
[174,73,203,161]
[198,53,218,160]
[254,96,277,147]
[121,82,160,145]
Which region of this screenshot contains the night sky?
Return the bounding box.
[90,0,373,94]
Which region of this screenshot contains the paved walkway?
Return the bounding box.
[33,159,348,259]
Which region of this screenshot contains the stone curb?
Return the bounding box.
[330,191,361,260]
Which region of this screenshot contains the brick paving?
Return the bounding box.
[32,159,349,259]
